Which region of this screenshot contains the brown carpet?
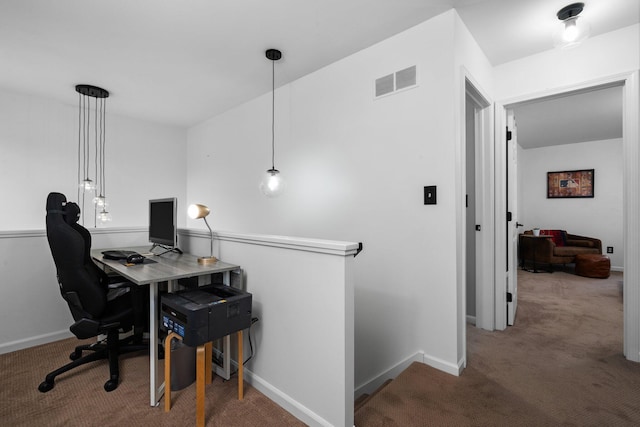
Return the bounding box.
[355,270,640,426]
[4,270,639,426]
[0,338,304,426]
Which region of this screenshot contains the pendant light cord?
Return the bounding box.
[271,58,275,170]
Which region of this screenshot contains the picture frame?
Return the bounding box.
[547,169,594,198]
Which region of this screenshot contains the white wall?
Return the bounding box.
[518,139,624,269]
[186,10,494,389]
[495,24,640,101]
[453,10,494,362]
[0,88,188,230]
[0,87,187,350]
[182,231,357,427]
[0,228,149,353]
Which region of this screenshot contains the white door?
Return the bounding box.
[506,110,519,326]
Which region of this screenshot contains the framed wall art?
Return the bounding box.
[547,169,594,198]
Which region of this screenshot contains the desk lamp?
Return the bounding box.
[188,204,217,264]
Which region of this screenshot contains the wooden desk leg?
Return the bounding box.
[204,342,212,385]
[196,344,207,427]
[238,330,243,400]
[164,332,181,413]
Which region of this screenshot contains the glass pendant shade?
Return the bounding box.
[80,178,96,192]
[93,194,108,208]
[260,168,285,197]
[97,208,112,223]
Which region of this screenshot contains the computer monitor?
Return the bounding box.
[149,197,177,249]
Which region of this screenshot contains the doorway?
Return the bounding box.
[464,78,492,331]
[492,71,640,362]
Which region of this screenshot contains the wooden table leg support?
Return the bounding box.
[165,332,244,427]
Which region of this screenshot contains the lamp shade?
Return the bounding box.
[260,168,285,197]
[188,204,210,219]
[188,203,216,264]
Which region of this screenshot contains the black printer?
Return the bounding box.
[161,284,252,347]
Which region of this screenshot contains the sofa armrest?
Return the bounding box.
[519,235,555,262]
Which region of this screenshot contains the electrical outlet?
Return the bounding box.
[607,246,614,254]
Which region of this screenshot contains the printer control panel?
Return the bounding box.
[162,314,186,338]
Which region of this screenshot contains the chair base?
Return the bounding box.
[38,330,147,393]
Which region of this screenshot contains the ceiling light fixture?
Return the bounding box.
[553,2,590,49]
[259,48,285,198]
[76,84,111,225]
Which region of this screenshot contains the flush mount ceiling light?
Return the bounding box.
[259,48,285,198]
[553,2,590,49]
[76,84,111,225]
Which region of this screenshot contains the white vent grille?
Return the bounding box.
[375,74,394,97]
[395,66,416,90]
[375,65,417,98]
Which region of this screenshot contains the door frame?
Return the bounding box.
[464,76,494,332]
[459,68,494,371]
[492,71,640,362]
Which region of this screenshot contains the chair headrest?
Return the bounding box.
[64,202,81,225]
[46,192,67,216]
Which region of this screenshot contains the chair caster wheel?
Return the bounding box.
[69,351,81,361]
[104,379,118,392]
[38,381,54,393]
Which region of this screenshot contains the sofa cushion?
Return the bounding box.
[540,229,567,247]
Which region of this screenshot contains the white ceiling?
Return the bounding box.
[512,85,623,149]
[0,0,638,129]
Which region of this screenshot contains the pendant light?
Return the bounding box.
[553,3,590,49]
[76,84,111,224]
[259,49,285,197]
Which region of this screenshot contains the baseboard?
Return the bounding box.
[354,352,423,399]
[422,352,463,376]
[0,329,73,355]
[354,350,463,401]
[243,367,335,427]
[612,266,624,272]
[466,315,477,325]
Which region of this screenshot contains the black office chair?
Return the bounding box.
[39,192,147,393]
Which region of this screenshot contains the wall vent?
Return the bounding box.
[375,74,394,97]
[375,65,417,98]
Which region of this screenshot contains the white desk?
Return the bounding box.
[91,246,240,407]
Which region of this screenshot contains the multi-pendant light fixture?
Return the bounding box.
[76,84,111,224]
[553,3,590,49]
[259,49,285,197]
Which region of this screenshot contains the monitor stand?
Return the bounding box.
[150,243,183,255]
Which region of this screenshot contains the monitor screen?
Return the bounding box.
[149,197,177,247]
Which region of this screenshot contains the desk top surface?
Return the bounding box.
[91,246,239,285]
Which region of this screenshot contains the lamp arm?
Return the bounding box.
[202,216,213,258]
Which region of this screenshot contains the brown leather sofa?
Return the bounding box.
[519,230,602,271]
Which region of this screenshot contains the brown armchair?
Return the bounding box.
[519,230,601,271]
